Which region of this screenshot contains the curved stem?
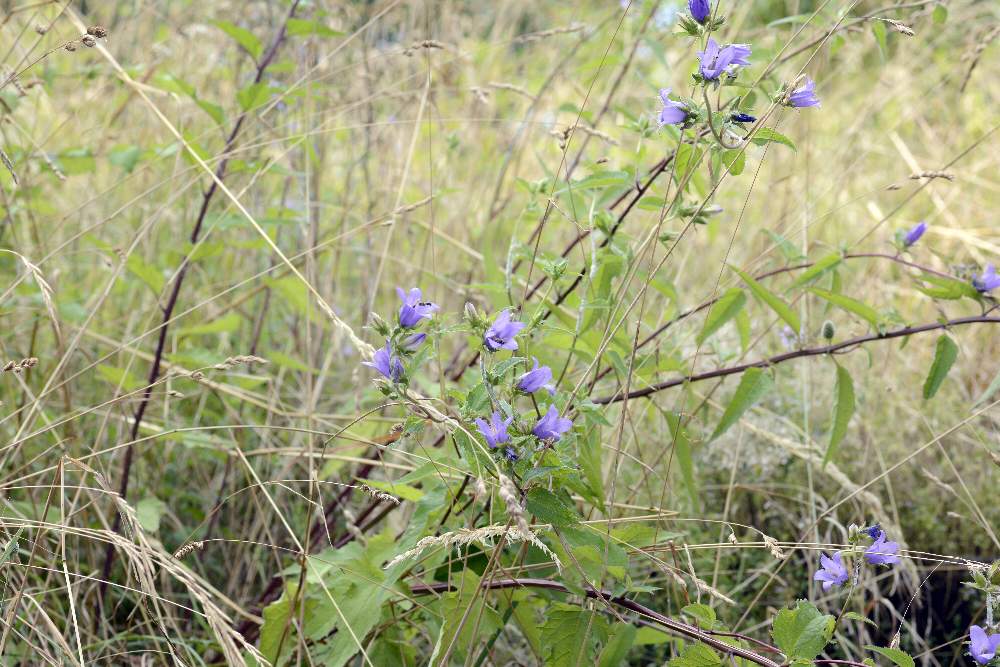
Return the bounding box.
[703,87,742,149]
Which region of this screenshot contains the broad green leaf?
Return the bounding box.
[176,312,242,338]
[96,364,144,392]
[259,589,294,664]
[824,363,855,466]
[681,604,716,627]
[108,145,143,173]
[357,478,422,502]
[214,21,263,60]
[923,335,958,399]
[698,288,746,344]
[914,273,978,300]
[126,255,165,294]
[731,266,800,332]
[195,98,225,126]
[525,488,580,527]
[711,367,773,440]
[436,570,502,664]
[810,288,880,329]
[772,600,835,661]
[541,604,609,667]
[237,82,270,112]
[933,5,947,23]
[669,642,722,667]
[721,149,745,176]
[789,253,841,289]
[666,412,697,507]
[866,646,915,667]
[751,127,796,151]
[286,18,344,38]
[135,496,167,533]
[579,428,605,509]
[598,623,637,667]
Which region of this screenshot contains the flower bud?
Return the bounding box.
[821,320,835,341]
[368,312,390,337]
[464,302,482,326]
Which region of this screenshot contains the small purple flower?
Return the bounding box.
[396,287,438,328]
[484,309,526,352]
[970,626,1000,665]
[779,325,800,350]
[731,112,756,123]
[688,0,710,24]
[363,340,404,382]
[475,411,513,449]
[865,530,900,566]
[864,523,882,540]
[698,39,751,81]
[787,77,820,108]
[402,332,426,351]
[658,88,688,126]
[532,405,573,441]
[903,222,927,247]
[503,446,520,462]
[517,358,555,395]
[813,552,849,590]
[973,264,1000,293]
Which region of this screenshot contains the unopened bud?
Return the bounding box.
[464,302,481,325]
[368,312,390,337]
[821,320,835,341]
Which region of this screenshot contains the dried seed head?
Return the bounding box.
[173,541,205,560]
[64,42,77,52]
[35,24,48,35]
[87,25,108,39]
[81,35,97,48]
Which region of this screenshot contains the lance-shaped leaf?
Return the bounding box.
[697,288,746,344]
[711,367,773,440]
[730,266,800,333]
[810,288,880,329]
[789,252,841,290]
[923,334,958,399]
[823,363,855,466]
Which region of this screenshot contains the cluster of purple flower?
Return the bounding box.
[362,287,438,382]
[657,1,819,130]
[970,626,1000,665]
[813,525,900,590]
[899,222,999,294]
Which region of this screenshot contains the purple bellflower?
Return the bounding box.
[731,112,757,123]
[813,552,849,590]
[396,287,439,328]
[658,88,689,126]
[688,0,710,24]
[475,411,513,449]
[903,222,927,247]
[364,340,404,382]
[864,523,882,539]
[503,446,520,462]
[401,332,426,351]
[865,530,901,565]
[973,264,1000,293]
[698,39,751,81]
[484,309,526,351]
[787,77,820,108]
[970,626,1000,666]
[533,405,573,441]
[517,358,555,395]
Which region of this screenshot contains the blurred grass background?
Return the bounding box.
[0,0,997,663]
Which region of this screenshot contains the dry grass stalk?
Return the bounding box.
[359,484,401,505]
[2,357,38,373]
[384,523,561,571]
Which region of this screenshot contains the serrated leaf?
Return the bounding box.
[681,604,716,627]
[542,604,609,667]
[698,288,746,344]
[721,149,745,176]
[135,496,167,533]
[810,288,880,329]
[772,600,835,661]
[751,127,796,151]
[214,20,263,60]
[669,642,722,667]
[923,334,958,399]
[525,488,580,527]
[711,367,773,440]
[866,646,915,667]
[843,611,876,627]
[598,623,637,667]
[824,363,855,466]
[789,253,841,289]
[730,265,800,332]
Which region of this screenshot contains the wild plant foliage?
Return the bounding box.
[0,1,997,666]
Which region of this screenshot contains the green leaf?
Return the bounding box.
[135,496,167,533]
[176,312,242,338]
[126,255,165,294]
[259,589,294,665]
[914,273,979,300]
[195,98,225,126]
[789,253,841,290]
[286,18,344,38]
[697,288,746,344]
[0,528,23,567]
[764,229,805,262]
[681,604,716,627]
[721,149,745,176]
[525,488,580,527]
[357,478,422,502]
[866,646,915,667]
[96,364,144,392]
[973,367,1000,407]
[237,82,270,112]
[843,611,876,627]
[214,20,263,60]
[598,623,636,667]
[730,265,800,332]
[923,335,958,399]
[872,21,888,60]
[666,412,697,507]
[824,363,855,466]
[810,288,880,329]
[108,145,143,173]
[669,642,722,667]
[751,127,796,152]
[772,600,835,661]
[541,604,609,667]
[932,5,947,24]
[711,367,773,440]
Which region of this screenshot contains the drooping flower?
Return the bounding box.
[475,411,513,449]
[731,112,757,123]
[688,0,710,24]
[402,332,427,351]
[517,358,555,395]
[813,552,849,590]
[865,530,901,566]
[503,446,520,462]
[484,309,526,352]
[533,405,573,441]
[658,88,688,126]
[698,39,751,81]
[864,523,882,539]
[969,625,1000,665]
[903,222,927,247]
[973,264,1000,293]
[363,340,404,382]
[396,287,439,328]
[786,77,821,108]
